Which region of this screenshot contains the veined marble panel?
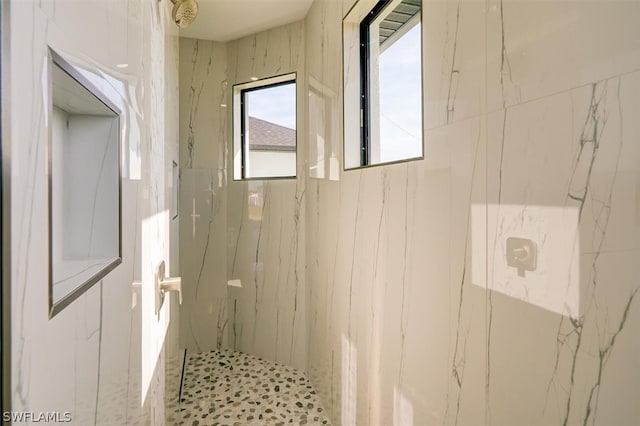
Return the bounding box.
[486,0,640,111]
[304,4,344,415]
[484,70,640,426]
[179,168,228,352]
[9,1,181,424]
[306,115,488,426]
[178,23,308,370]
[226,21,305,86]
[304,0,640,425]
[179,38,228,171]
[226,179,308,369]
[422,0,487,129]
[305,0,343,180]
[225,22,308,370]
[178,38,228,354]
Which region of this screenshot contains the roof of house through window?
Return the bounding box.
[248,116,296,152]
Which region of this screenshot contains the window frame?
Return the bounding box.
[359,0,393,166]
[343,0,424,170]
[232,73,298,181]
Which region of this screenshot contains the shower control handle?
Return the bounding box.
[160,276,183,305]
[155,261,182,314]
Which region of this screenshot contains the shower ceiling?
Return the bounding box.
[177,0,314,42]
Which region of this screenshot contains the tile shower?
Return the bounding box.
[179,0,640,425]
[5,0,639,425]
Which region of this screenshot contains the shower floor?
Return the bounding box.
[175,349,331,426]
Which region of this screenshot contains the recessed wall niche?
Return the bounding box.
[48,49,122,317]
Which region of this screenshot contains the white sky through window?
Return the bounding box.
[379,23,422,162]
[246,83,296,130]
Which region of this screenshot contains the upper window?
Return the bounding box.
[233,73,297,180]
[344,0,423,169]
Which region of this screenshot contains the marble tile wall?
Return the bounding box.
[177,0,639,424]
[9,0,182,424]
[178,37,229,353]
[179,22,308,370]
[226,21,307,371]
[305,0,640,425]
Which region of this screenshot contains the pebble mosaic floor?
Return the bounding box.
[176,349,332,426]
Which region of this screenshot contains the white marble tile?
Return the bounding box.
[304,112,488,425]
[177,38,229,355]
[179,38,228,171]
[225,22,308,370]
[179,168,228,352]
[226,178,308,369]
[422,0,487,129]
[226,21,305,86]
[302,0,640,425]
[9,0,181,424]
[483,68,640,426]
[305,0,343,178]
[484,248,639,425]
[177,21,308,371]
[308,76,341,181]
[485,0,640,111]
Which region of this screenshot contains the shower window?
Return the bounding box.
[344,0,423,169]
[232,73,297,180]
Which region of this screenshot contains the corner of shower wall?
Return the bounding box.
[178,37,230,354]
[225,21,308,371]
[178,23,310,372]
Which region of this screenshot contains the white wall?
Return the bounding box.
[9,1,181,424]
[247,151,296,178]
